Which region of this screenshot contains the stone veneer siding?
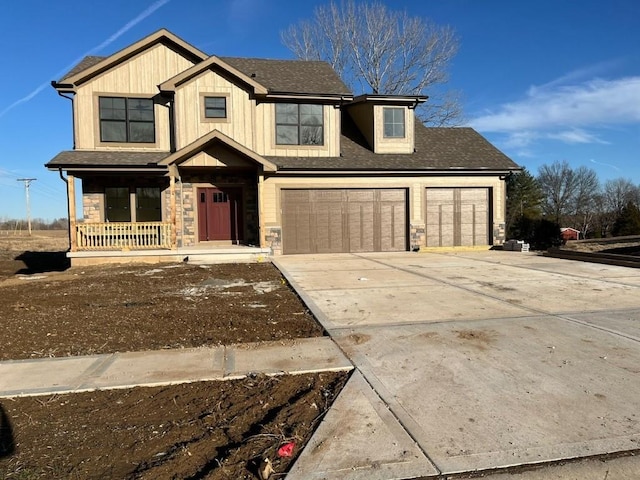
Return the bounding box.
[265,226,282,255]
[83,193,102,222]
[410,223,426,251]
[494,222,506,245]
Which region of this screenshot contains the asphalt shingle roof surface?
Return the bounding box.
[60,56,106,82]
[46,151,170,168]
[266,120,519,171]
[220,57,351,95]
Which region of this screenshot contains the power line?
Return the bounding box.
[16,178,36,235]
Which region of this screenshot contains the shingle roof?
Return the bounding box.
[60,56,106,82]
[46,151,170,168]
[265,118,520,171]
[47,124,518,172]
[220,57,351,95]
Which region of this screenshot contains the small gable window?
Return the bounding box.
[204,96,227,119]
[275,103,324,145]
[99,97,155,143]
[383,107,405,138]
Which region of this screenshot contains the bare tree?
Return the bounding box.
[570,166,600,237]
[538,160,577,225]
[603,178,640,215]
[281,0,462,126]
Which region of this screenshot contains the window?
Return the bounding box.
[105,187,131,221]
[99,97,155,143]
[204,97,227,119]
[275,103,323,145]
[135,187,162,222]
[383,107,405,138]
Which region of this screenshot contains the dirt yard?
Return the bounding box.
[0,232,345,479]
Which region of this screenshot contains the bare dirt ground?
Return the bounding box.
[560,236,640,256]
[0,232,345,479]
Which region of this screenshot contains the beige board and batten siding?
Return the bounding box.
[373,105,414,154]
[173,69,256,150]
[255,104,340,157]
[346,104,414,154]
[74,43,197,151]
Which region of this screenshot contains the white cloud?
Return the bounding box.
[470,74,640,147]
[546,128,609,145]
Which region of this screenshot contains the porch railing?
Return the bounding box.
[75,222,172,251]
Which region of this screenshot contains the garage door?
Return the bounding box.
[281,189,406,254]
[425,188,490,247]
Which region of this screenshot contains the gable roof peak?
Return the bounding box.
[53,28,208,89]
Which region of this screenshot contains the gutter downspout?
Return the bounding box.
[57,91,76,149]
[56,90,77,252]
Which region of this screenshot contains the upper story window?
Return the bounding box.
[99,97,155,143]
[383,107,405,138]
[204,96,227,119]
[275,103,324,145]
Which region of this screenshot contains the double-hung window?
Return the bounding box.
[99,97,155,143]
[275,103,323,145]
[383,107,405,138]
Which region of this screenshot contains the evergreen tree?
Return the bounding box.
[612,201,640,237]
[506,168,543,239]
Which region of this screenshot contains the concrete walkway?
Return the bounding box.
[275,251,640,479]
[0,337,352,398]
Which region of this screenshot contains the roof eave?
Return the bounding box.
[270,167,522,175]
[258,92,353,103]
[46,165,168,173]
[347,94,428,107]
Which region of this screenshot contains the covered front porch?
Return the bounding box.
[56,131,277,266]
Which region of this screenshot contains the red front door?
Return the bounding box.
[197,187,243,242]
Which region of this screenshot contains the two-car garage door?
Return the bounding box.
[281,189,407,254]
[280,187,491,254]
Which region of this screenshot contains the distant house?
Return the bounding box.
[560,228,581,242]
[46,29,520,266]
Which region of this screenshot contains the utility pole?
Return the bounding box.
[17,178,36,235]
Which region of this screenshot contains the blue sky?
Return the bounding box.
[1,0,639,220]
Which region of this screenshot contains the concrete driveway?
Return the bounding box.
[275,251,640,479]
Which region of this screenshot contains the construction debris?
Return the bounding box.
[503,239,530,252]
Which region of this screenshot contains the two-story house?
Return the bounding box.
[46,29,519,266]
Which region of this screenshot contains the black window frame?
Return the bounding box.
[99,96,156,143]
[275,103,324,146]
[383,107,405,138]
[204,96,227,119]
